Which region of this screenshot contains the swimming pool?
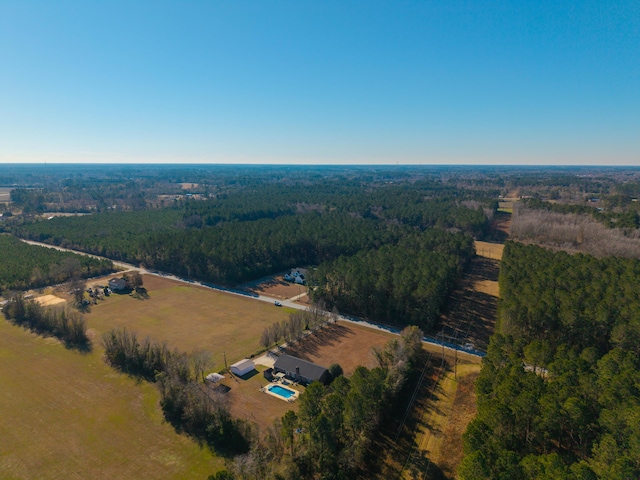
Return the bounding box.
[267,384,297,399]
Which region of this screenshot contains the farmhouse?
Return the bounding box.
[284,268,307,285]
[108,277,127,292]
[273,354,330,385]
[230,359,255,377]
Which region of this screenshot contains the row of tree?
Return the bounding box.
[0,235,114,294]
[460,242,640,479]
[3,294,89,348]
[260,305,338,350]
[101,328,250,453]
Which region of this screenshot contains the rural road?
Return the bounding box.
[19,238,485,358]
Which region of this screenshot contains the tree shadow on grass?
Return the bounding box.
[284,323,354,360]
[66,337,93,354]
[130,288,150,300]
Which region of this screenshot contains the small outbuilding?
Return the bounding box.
[108,277,127,292]
[205,372,226,383]
[230,359,256,377]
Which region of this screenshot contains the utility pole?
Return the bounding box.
[223,351,228,373]
[454,345,458,380]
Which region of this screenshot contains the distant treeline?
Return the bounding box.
[3,294,89,348]
[522,197,640,229]
[0,235,114,294]
[460,242,640,479]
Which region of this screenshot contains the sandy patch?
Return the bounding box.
[34,294,67,307]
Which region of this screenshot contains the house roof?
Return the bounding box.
[230,359,255,370]
[108,278,127,289]
[274,354,327,381]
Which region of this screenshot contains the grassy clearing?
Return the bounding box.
[86,274,294,364]
[474,240,504,261]
[0,320,220,480]
[436,367,480,477]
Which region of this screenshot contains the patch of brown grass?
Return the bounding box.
[474,241,504,261]
[0,320,218,480]
[284,321,397,376]
[220,366,306,432]
[86,274,293,364]
[436,369,480,478]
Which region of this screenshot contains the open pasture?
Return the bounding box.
[87,274,293,363]
[0,320,218,480]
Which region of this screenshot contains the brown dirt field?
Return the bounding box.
[493,211,512,235]
[283,321,397,376]
[34,294,67,306]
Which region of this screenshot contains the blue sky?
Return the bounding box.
[1,1,638,165]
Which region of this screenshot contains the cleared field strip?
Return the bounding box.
[0,320,219,480]
[398,234,504,477]
[474,240,504,261]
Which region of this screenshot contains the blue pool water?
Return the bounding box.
[268,385,296,399]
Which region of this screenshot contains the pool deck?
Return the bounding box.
[262,383,300,402]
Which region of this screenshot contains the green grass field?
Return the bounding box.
[87,274,294,364]
[0,319,220,480]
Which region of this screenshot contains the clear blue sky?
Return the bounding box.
[1,1,638,165]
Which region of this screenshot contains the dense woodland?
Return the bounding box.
[0,235,114,294]
[311,230,474,329]
[460,242,640,479]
